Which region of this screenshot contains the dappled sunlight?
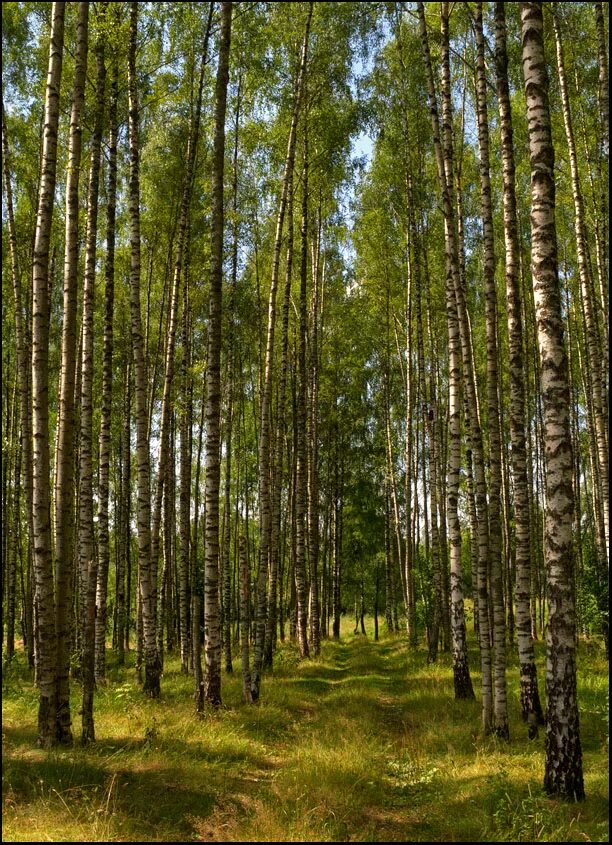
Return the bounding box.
[2,0,607,837]
[3,620,608,841]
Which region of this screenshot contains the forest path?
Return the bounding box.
[2,620,609,842]
[193,630,473,841]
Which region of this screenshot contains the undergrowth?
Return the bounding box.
[2,618,608,842]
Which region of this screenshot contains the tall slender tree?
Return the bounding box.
[2,102,34,668]
[128,0,160,698]
[203,0,232,707]
[79,11,106,743]
[494,0,544,737]
[520,0,584,801]
[239,534,252,703]
[96,44,119,682]
[150,4,214,669]
[264,164,295,669]
[308,207,322,657]
[473,1,508,739]
[222,70,242,676]
[54,0,88,745]
[417,0,475,702]
[295,126,311,659]
[252,2,313,700]
[552,6,608,569]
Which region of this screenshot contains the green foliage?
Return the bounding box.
[489,781,557,841]
[577,532,609,637]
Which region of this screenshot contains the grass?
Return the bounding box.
[2,618,609,842]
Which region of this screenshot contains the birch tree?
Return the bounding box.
[54,0,88,744]
[203,0,232,707]
[128,0,160,698]
[79,12,106,742]
[494,0,544,737]
[520,0,584,801]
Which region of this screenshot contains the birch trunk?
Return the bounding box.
[441,1,491,726]
[403,227,416,647]
[239,535,252,703]
[179,250,192,673]
[595,3,609,158]
[264,164,295,668]
[332,436,342,639]
[426,404,441,664]
[394,21,418,646]
[520,1,584,801]
[418,1,475,701]
[252,3,313,699]
[191,382,206,702]
[552,7,608,567]
[3,102,36,672]
[79,23,106,743]
[96,48,118,681]
[222,71,241,675]
[474,1,507,738]
[494,1,544,736]
[151,4,214,660]
[295,130,311,659]
[128,1,160,697]
[308,208,321,656]
[117,359,131,665]
[593,2,609,334]
[54,1,88,745]
[203,0,232,707]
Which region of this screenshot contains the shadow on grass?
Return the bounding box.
[3,629,608,842]
[3,744,217,841]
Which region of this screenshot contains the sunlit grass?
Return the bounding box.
[2,617,608,841]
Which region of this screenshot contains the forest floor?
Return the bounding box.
[2,617,609,842]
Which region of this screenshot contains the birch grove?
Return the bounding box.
[3,2,604,805]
